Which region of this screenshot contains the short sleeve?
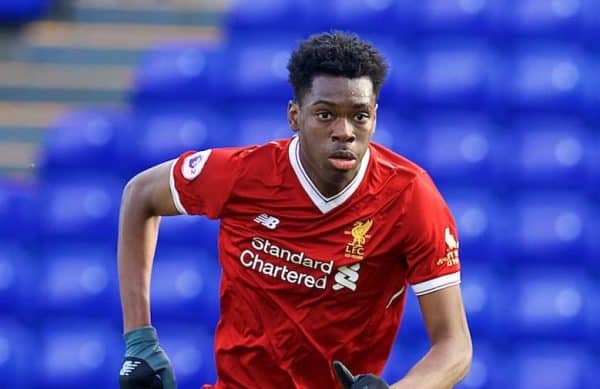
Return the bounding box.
[399,172,461,296]
[169,147,244,218]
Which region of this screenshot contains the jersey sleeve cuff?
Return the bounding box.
[411,272,461,296]
[169,159,188,215]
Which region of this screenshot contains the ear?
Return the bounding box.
[288,100,300,132]
[372,103,378,134]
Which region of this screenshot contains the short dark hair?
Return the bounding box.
[287,31,388,103]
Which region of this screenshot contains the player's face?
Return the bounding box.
[288,75,377,194]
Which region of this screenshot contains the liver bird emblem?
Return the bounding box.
[351,219,373,246]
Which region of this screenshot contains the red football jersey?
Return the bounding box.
[170,137,461,389]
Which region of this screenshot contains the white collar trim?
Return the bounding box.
[288,136,370,214]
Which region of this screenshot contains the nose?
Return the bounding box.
[331,118,355,143]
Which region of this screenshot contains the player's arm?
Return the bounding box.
[118,160,179,332]
[118,160,179,389]
[390,285,472,389]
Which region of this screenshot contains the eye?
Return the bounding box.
[316,111,332,121]
[354,112,370,122]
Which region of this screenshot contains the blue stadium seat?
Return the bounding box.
[590,280,600,347]
[152,323,217,387]
[443,190,503,262]
[418,112,497,186]
[506,343,593,389]
[39,108,128,176]
[587,126,600,195]
[461,267,501,337]
[39,174,123,243]
[151,249,221,329]
[414,0,494,33]
[504,268,591,341]
[38,244,119,316]
[593,133,600,190]
[132,42,225,105]
[0,0,49,22]
[226,0,311,33]
[415,40,492,108]
[505,193,589,262]
[397,289,427,342]
[224,34,298,102]
[582,0,600,42]
[159,215,219,254]
[501,44,583,112]
[129,107,233,173]
[0,318,33,389]
[587,205,600,272]
[0,244,35,317]
[498,116,590,190]
[307,0,416,34]
[455,341,501,389]
[581,54,600,121]
[366,37,417,111]
[37,319,121,389]
[382,337,429,383]
[379,49,418,112]
[371,110,419,159]
[232,103,291,146]
[492,0,582,38]
[0,180,38,242]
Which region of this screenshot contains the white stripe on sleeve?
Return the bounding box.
[169,159,188,215]
[411,272,461,296]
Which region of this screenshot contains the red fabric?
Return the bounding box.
[172,139,460,389]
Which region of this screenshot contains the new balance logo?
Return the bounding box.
[254,213,280,230]
[120,360,141,376]
[333,263,361,291]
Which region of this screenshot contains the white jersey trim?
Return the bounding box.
[169,159,188,215]
[288,136,370,214]
[411,272,461,296]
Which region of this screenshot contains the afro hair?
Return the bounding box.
[287,31,388,103]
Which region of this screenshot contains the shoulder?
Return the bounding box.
[236,138,290,161]
[212,138,290,186]
[206,138,289,166]
[230,138,290,175]
[368,142,431,193]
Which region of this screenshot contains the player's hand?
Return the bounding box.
[119,326,177,389]
[333,360,389,389]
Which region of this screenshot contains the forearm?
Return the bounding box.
[118,181,161,332]
[390,337,472,389]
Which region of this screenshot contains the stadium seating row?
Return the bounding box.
[226,0,600,41]
[2,173,599,263]
[0,0,49,22]
[132,36,600,117]
[0,317,216,389]
[37,107,600,191]
[2,240,599,341]
[0,315,598,389]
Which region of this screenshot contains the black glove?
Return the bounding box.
[119,326,176,389]
[119,357,164,389]
[333,360,390,389]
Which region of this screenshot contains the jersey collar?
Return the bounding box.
[288,136,370,214]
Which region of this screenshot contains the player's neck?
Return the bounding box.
[298,153,359,198]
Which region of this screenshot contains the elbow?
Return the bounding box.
[121,174,151,215]
[121,176,140,209]
[455,337,473,382]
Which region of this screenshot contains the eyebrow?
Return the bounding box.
[310,100,373,109]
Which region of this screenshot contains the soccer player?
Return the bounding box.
[118,31,472,389]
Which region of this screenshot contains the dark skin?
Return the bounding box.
[287,75,472,388]
[288,75,377,197]
[120,75,471,389]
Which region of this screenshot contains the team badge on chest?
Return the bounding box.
[344,219,373,260]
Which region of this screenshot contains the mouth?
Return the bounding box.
[328,150,358,171]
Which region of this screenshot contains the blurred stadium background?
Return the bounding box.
[0,0,599,388]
